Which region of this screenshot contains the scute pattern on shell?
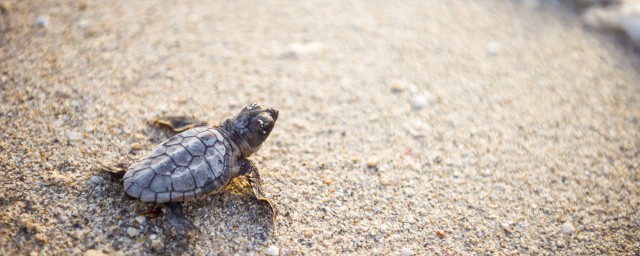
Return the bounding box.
[123,127,231,203]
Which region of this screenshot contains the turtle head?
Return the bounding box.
[231,103,279,157]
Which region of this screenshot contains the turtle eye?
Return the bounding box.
[257,118,273,134]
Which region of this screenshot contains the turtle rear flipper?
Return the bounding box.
[152,116,208,132]
[163,202,197,236]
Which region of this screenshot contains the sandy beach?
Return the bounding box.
[1,0,639,255]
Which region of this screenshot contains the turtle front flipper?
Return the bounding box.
[240,160,277,223]
[162,202,197,236]
[153,115,208,132]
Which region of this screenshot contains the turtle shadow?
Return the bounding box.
[98,171,276,254]
[158,179,277,254]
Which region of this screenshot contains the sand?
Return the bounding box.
[1,0,639,255]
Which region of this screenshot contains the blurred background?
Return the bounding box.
[1,0,639,255]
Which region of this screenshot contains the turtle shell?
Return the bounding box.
[123,127,232,203]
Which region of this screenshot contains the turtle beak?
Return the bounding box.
[267,108,279,121]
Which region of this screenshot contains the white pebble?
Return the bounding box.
[561,222,575,234]
[288,42,324,55]
[405,214,416,223]
[135,216,146,224]
[487,41,501,56]
[89,176,104,185]
[67,131,81,140]
[265,245,279,256]
[126,227,140,237]
[36,15,49,27]
[401,247,413,256]
[78,19,91,29]
[411,92,434,111]
[411,96,426,110]
[487,154,497,164]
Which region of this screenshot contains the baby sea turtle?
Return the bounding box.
[123,103,278,235]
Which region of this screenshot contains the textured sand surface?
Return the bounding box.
[1,0,640,255]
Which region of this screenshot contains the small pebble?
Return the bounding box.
[89,175,104,185]
[401,247,413,256]
[126,227,140,237]
[405,120,429,137]
[487,41,501,56]
[411,92,433,110]
[135,216,146,224]
[68,131,81,140]
[0,2,9,14]
[366,158,379,169]
[78,19,91,29]
[303,229,313,238]
[487,154,497,164]
[36,15,49,27]
[405,214,416,223]
[288,42,324,55]
[35,233,48,243]
[151,239,164,250]
[390,81,406,93]
[266,245,279,256]
[130,142,142,151]
[411,95,427,110]
[561,222,575,234]
[84,249,106,256]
